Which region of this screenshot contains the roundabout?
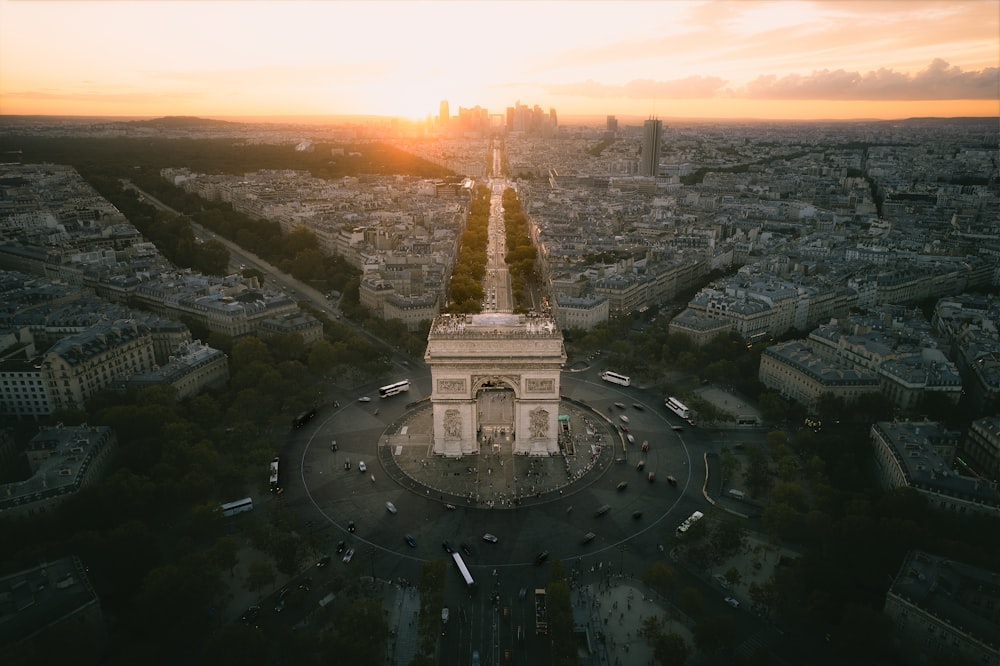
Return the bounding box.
[298,374,696,570]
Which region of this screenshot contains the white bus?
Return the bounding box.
[269,457,280,492]
[600,371,631,387]
[220,497,253,517]
[675,510,704,536]
[665,396,690,419]
[379,379,410,398]
[452,551,474,587]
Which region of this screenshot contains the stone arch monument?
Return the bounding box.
[424,313,566,458]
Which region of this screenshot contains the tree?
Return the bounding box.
[642,561,677,597]
[679,586,704,618]
[762,502,798,542]
[246,560,275,594]
[759,391,788,424]
[654,633,689,666]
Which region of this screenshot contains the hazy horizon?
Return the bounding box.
[1,1,997,121]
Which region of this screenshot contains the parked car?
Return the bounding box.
[385,501,397,514]
[358,461,367,473]
[482,533,499,543]
[342,547,355,563]
[534,551,549,565]
[724,596,740,608]
[358,396,371,402]
[405,534,417,548]
[632,403,644,410]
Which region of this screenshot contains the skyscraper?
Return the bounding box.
[639,118,662,177]
[439,100,449,125]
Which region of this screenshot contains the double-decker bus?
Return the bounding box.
[452,551,474,587]
[675,510,704,536]
[220,497,253,517]
[600,371,631,387]
[269,457,280,492]
[665,396,690,419]
[379,379,410,398]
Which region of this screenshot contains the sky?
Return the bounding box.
[1,0,997,122]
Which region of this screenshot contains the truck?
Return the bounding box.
[534,588,548,635]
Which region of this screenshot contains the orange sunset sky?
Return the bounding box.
[1,0,997,122]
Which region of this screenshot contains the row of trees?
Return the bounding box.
[501,188,539,312]
[445,184,492,312]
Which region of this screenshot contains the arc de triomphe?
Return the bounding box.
[424,313,566,457]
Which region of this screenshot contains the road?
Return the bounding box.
[120,180,404,363]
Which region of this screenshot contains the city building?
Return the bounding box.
[885,550,1000,665]
[41,320,157,412]
[870,420,1000,518]
[0,556,106,666]
[0,425,116,518]
[639,118,662,177]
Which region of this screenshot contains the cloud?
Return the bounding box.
[742,59,998,100]
[544,76,729,100]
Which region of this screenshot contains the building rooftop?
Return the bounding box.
[889,550,1000,653]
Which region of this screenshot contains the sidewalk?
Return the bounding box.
[575,578,693,666]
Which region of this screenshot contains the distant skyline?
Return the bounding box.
[1,1,997,122]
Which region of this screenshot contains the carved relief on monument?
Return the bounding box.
[437,379,466,394]
[529,408,550,439]
[444,409,463,438]
[472,375,520,392]
[525,378,554,393]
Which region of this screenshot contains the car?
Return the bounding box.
[714,574,732,589]
[316,555,331,568]
[534,551,549,565]
[241,605,261,623]
[347,520,356,533]
[336,541,346,553]
[405,534,417,548]
[632,510,643,520]
[619,415,630,423]
[274,599,286,613]
[632,403,644,410]
[617,481,628,491]
[595,504,611,516]
[358,461,367,473]
[298,577,312,591]
[666,475,678,487]
[671,425,684,431]
[461,543,475,557]
[482,533,498,543]
[385,501,397,514]
[342,547,355,563]
[724,596,740,608]
[614,402,626,409]
[635,460,646,471]
[582,532,596,544]
[358,396,371,402]
[626,434,635,444]
[687,419,697,427]
[442,541,454,554]
[619,424,629,433]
